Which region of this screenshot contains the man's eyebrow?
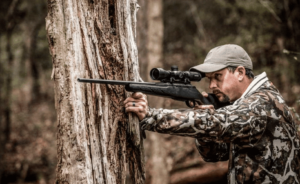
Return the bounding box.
[214,72,223,76]
[205,74,213,79]
[206,70,223,78]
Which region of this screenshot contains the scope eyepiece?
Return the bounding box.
[150,66,204,83]
[150,68,170,80]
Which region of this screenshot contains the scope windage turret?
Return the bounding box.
[150,65,204,83]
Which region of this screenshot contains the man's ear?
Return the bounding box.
[236,66,245,81]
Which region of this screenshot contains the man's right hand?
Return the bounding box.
[124,92,148,121]
[194,91,215,111]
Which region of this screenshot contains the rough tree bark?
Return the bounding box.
[46,0,144,183]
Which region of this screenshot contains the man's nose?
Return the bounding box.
[209,81,217,89]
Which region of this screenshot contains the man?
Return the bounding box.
[124,44,300,184]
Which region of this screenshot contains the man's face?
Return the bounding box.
[205,68,240,103]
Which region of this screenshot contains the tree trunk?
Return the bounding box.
[140,0,169,184]
[46,0,144,183]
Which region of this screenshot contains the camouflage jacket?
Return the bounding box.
[140,72,300,184]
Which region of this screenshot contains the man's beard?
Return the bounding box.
[213,90,230,103]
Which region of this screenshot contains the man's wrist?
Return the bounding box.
[145,106,153,118]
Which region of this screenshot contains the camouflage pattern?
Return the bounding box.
[140,77,300,184]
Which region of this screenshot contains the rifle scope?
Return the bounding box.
[150,65,204,83]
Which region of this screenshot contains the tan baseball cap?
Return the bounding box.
[190,44,253,73]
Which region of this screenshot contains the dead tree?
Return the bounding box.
[46,0,144,183]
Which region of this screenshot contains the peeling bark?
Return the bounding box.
[46,0,144,183]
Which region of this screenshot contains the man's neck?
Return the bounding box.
[232,78,253,102]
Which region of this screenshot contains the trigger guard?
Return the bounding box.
[185,100,195,108]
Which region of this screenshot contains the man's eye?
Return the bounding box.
[215,74,221,79]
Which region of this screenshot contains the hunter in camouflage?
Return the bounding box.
[124,44,300,183]
[140,73,300,183]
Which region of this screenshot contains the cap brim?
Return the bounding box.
[190,63,227,73]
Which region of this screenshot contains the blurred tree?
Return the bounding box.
[0,0,22,182]
[0,0,56,183]
[22,1,48,104]
[163,0,300,109]
[46,0,144,183]
[137,0,169,184]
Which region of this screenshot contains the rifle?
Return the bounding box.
[78,66,229,109]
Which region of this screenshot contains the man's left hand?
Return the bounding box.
[124,92,148,121]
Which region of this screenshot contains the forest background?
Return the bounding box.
[0,0,299,184]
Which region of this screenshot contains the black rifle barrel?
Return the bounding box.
[77,78,155,85]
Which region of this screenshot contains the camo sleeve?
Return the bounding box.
[195,139,229,162]
[140,92,268,145]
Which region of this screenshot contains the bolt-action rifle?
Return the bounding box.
[78,66,230,109]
